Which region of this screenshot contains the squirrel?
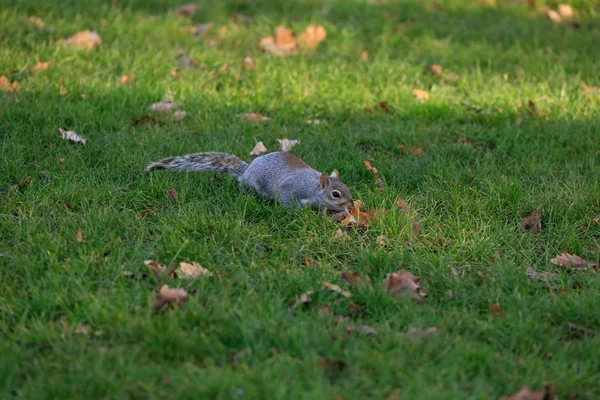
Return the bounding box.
[145,151,354,211]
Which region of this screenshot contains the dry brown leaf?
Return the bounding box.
[341,271,370,286]
[170,68,180,78]
[59,128,87,145]
[0,76,20,92]
[334,200,377,229]
[144,260,168,276]
[177,261,213,279]
[154,285,188,312]
[333,228,348,240]
[242,56,256,69]
[34,59,49,72]
[27,16,45,28]
[488,303,505,317]
[292,289,314,308]
[75,229,85,243]
[412,89,429,100]
[550,252,597,271]
[558,4,573,19]
[525,267,558,280]
[521,208,542,234]
[259,36,286,57]
[425,64,443,76]
[119,74,136,85]
[580,84,600,96]
[364,158,385,191]
[174,3,197,16]
[65,30,102,50]
[377,235,387,246]
[297,24,326,50]
[384,269,426,302]
[396,198,412,213]
[500,384,556,400]
[364,159,378,174]
[548,10,562,23]
[164,189,178,200]
[360,51,369,61]
[250,142,267,156]
[397,144,424,157]
[317,358,347,374]
[322,281,351,298]
[567,322,599,336]
[149,101,178,113]
[278,138,300,152]
[243,113,270,122]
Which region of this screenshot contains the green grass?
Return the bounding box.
[1,0,600,398]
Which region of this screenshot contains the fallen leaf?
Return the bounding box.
[322,281,351,298]
[550,252,597,271]
[425,64,443,76]
[75,229,85,243]
[65,30,102,50]
[278,138,300,152]
[297,24,326,50]
[384,269,426,302]
[149,101,178,113]
[177,261,213,279]
[58,128,87,145]
[292,289,314,308]
[242,56,256,69]
[274,25,297,52]
[525,267,558,280]
[243,113,270,122]
[594,215,600,224]
[558,4,573,19]
[259,36,286,57]
[144,260,168,276]
[34,59,49,72]
[317,358,347,374]
[170,68,180,78]
[140,207,157,218]
[521,208,542,234]
[580,84,600,96]
[397,144,424,156]
[119,74,136,85]
[249,142,267,156]
[0,76,20,92]
[500,384,556,400]
[58,85,67,95]
[396,198,412,213]
[333,228,348,240]
[341,271,370,286]
[27,16,45,28]
[364,157,385,191]
[360,51,369,61]
[334,200,377,229]
[548,10,562,23]
[174,3,197,16]
[377,235,387,246]
[176,53,203,70]
[412,89,429,100]
[164,189,178,200]
[173,110,187,121]
[567,322,599,337]
[488,303,505,317]
[154,284,188,312]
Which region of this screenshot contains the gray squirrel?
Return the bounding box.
[145,151,354,211]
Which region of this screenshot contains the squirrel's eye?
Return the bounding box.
[332,190,341,198]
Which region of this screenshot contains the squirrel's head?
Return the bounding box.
[319,170,353,211]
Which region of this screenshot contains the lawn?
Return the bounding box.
[1,0,600,398]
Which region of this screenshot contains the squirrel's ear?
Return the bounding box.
[329,169,339,179]
[319,173,330,189]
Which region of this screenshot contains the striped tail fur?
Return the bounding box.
[144,152,248,177]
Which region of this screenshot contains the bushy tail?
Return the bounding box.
[144,152,248,177]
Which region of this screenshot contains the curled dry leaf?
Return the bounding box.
[521,208,542,234]
[322,281,351,298]
[243,113,270,122]
[297,24,326,50]
[0,76,20,92]
[384,269,426,302]
[360,51,369,61]
[34,59,49,72]
[550,252,597,271]
[274,25,297,52]
[333,200,377,229]
[174,3,197,16]
[364,157,385,191]
[425,64,443,76]
[558,4,573,19]
[412,89,429,100]
[396,198,412,213]
[177,261,213,279]
[65,30,102,50]
[154,284,188,312]
[278,138,300,152]
[59,128,87,145]
[149,101,178,113]
[500,384,556,400]
[173,110,187,121]
[548,10,562,23]
[526,267,558,281]
[144,260,168,276]
[75,229,85,243]
[119,74,136,85]
[27,16,45,28]
[249,141,267,156]
[341,271,370,286]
